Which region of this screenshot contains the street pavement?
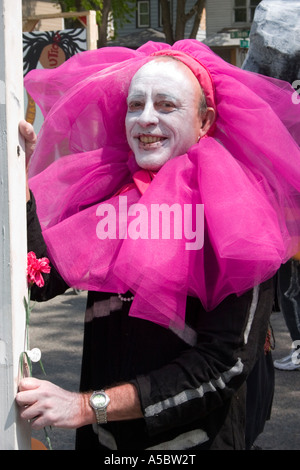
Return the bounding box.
[28,289,300,451]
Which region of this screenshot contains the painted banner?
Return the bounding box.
[23,28,87,134]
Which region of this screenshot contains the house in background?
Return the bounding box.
[204,0,261,67]
[110,0,206,48]
[22,0,63,32]
[110,0,260,66]
[22,0,261,67]
[22,1,205,49]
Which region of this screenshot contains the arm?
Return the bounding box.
[27,192,69,301]
[19,119,36,203]
[18,119,140,423]
[16,379,142,430]
[132,278,274,437]
[16,279,273,432]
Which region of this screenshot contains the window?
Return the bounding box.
[234,0,260,23]
[249,0,260,21]
[137,1,150,28]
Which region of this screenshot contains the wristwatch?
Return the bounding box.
[89,390,110,424]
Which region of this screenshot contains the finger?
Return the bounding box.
[19,119,37,167]
[19,119,36,143]
[18,377,41,391]
[30,413,52,429]
[18,402,39,420]
[18,401,49,430]
[17,378,41,405]
[19,407,46,430]
[29,415,48,430]
[16,390,37,407]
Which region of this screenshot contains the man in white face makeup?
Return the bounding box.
[16,45,283,452]
[125,57,215,171]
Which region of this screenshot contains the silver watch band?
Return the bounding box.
[95,407,107,424]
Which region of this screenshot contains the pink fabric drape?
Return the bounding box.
[26,40,300,328]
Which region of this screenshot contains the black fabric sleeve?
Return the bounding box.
[132,278,274,438]
[27,191,69,301]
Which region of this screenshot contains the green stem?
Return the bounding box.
[22,285,53,450]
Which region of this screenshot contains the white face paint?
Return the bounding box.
[125,59,204,171]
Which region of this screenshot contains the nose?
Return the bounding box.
[137,103,158,128]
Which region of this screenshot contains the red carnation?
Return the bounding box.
[27,251,51,288]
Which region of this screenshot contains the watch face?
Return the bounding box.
[91,391,109,409]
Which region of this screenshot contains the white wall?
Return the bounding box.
[206,0,234,35]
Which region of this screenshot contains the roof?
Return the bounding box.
[107,28,166,49]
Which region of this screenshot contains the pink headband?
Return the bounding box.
[150,49,217,111]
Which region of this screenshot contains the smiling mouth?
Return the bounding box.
[138,135,166,147]
[138,135,166,151]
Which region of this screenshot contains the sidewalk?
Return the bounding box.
[29,290,300,450]
[255,310,300,450]
[29,289,85,450]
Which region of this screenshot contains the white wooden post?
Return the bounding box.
[86,10,99,50]
[0,0,31,449]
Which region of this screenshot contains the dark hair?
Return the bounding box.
[23,29,86,76]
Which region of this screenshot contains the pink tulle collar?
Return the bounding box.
[26,40,300,328]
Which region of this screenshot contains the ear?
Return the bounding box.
[198,107,216,139]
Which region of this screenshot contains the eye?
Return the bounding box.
[128,101,144,112]
[156,101,177,113]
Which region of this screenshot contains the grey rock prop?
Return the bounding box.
[242,0,300,83]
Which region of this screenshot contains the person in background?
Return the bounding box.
[274,257,300,371]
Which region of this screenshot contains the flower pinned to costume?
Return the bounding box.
[27,251,51,287]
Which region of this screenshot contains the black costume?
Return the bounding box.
[28,194,274,450]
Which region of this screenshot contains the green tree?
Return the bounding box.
[160,0,205,44]
[55,0,135,46]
